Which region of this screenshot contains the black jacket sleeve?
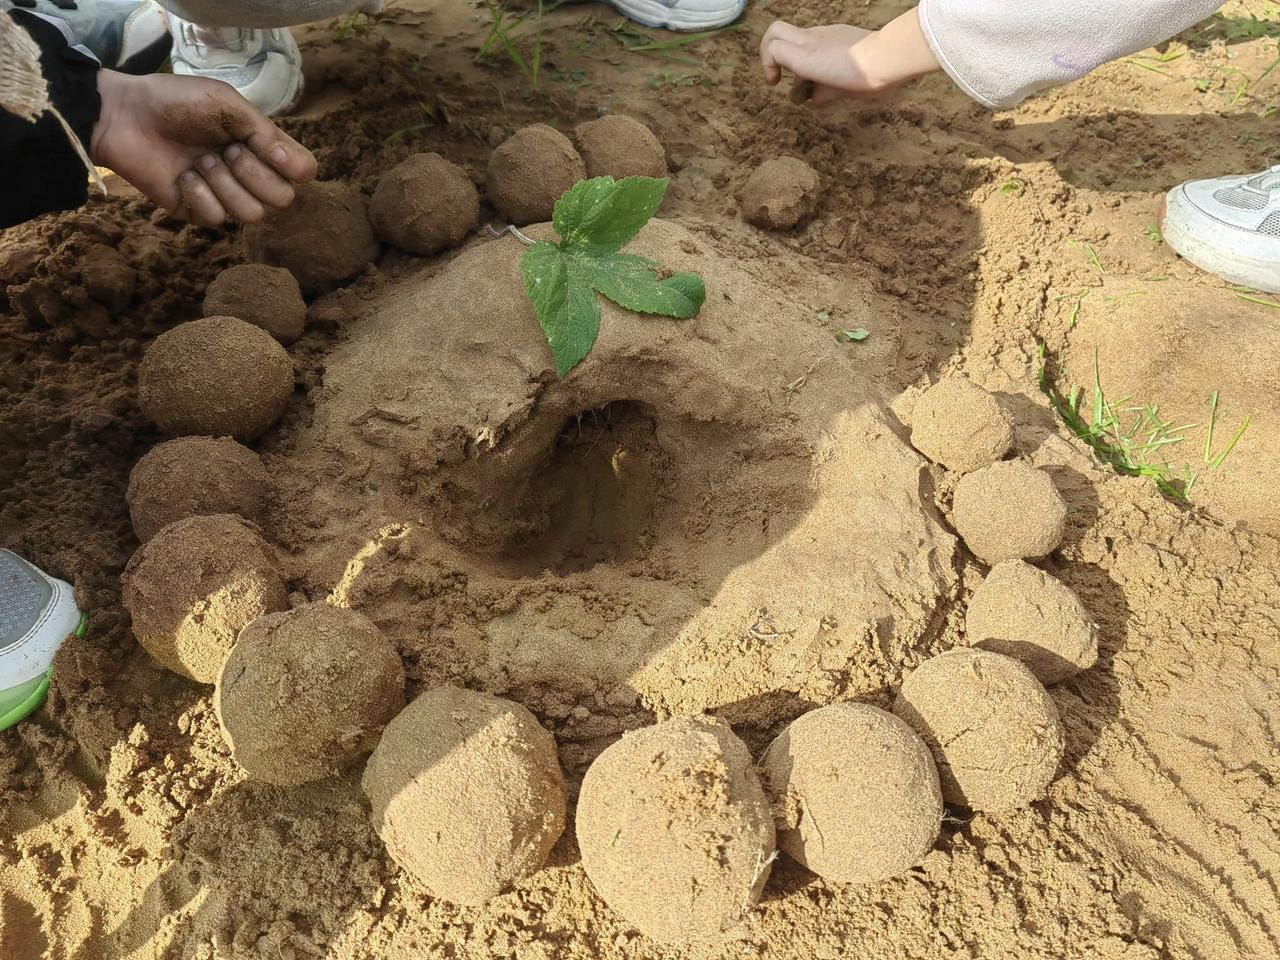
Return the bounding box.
[1,9,102,229]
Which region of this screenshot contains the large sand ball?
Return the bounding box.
[760,703,942,884]
[203,263,307,345]
[244,180,379,295]
[740,157,820,230]
[121,514,288,683]
[951,460,1067,563]
[910,377,1015,473]
[138,316,293,442]
[487,124,586,226]
[127,436,267,543]
[574,115,666,180]
[966,560,1099,685]
[216,602,405,785]
[576,717,776,945]
[362,687,566,905]
[893,648,1064,812]
[369,153,479,256]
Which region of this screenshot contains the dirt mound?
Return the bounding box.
[121,514,289,683]
[244,180,379,295]
[574,115,667,180]
[486,124,586,225]
[369,153,479,256]
[760,702,942,884]
[894,648,1064,811]
[288,217,955,726]
[576,716,774,944]
[203,264,307,345]
[126,435,267,543]
[137,316,294,442]
[1063,278,1280,534]
[362,686,566,905]
[216,602,406,785]
[965,560,1098,684]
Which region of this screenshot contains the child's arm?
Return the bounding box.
[761,1,1226,108]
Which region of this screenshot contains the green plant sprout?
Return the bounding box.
[999,176,1028,197]
[476,0,567,89]
[1038,345,1250,502]
[505,177,706,376]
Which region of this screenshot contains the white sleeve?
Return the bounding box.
[916,0,1226,108]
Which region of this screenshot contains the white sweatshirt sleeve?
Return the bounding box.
[916,0,1226,108]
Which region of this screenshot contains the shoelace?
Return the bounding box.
[178,20,252,56]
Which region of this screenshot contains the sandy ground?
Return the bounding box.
[3,1,1280,958]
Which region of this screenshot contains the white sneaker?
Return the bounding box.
[14,0,172,73]
[165,11,304,117]
[0,550,84,731]
[1161,166,1280,294]
[603,0,746,31]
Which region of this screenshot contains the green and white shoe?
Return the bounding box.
[0,550,84,732]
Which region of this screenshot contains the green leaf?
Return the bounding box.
[520,241,600,376]
[572,252,705,318]
[553,176,669,252]
[836,328,870,343]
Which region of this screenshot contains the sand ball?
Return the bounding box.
[244,180,379,295]
[121,514,288,683]
[369,153,480,256]
[576,716,775,945]
[910,377,1015,473]
[216,602,405,785]
[574,115,667,180]
[966,560,1099,685]
[487,124,586,226]
[362,686,566,905]
[760,703,942,884]
[138,316,293,442]
[951,460,1067,564]
[740,157,820,230]
[127,436,267,544]
[203,263,307,345]
[893,648,1064,811]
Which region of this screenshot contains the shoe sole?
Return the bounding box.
[570,0,747,31]
[0,612,87,732]
[1160,189,1280,295]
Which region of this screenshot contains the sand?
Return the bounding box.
[486,124,586,225]
[368,153,479,256]
[202,264,307,345]
[5,2,1280,959]
[126,436,267,543]
[574,115,667,180]
[739,157,820,229]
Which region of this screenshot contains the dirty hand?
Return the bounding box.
[760,11,940,106]
[89,71,318,227]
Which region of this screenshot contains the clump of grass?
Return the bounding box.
[1038,345,1250,501]
[476,0,569,90]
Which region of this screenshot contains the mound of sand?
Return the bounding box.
[574,115,666,180]
[127,436,267,543]
[1063,278,1279,533]
[894,648,1064,811]
[137,317,294,441]
[965,560,1098,684]
[362,686,566,906]
[487,124,585,225]
[576,716,775,944]
[288,217,954,726]
[216,602,406,785]
[121,514,289,683]
[760,702,942,884]
[203,264,307,345]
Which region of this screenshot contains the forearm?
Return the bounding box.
[848,7,940,94]
[0,10,102,228]
[916,0,1227,108]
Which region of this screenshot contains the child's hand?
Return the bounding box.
[760,10,940,106]
[90,71,317,227]
[760,23,880,104]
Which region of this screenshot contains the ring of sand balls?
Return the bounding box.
[114,128,1107,947]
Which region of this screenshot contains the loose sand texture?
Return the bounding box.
[3,2,1280,959]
